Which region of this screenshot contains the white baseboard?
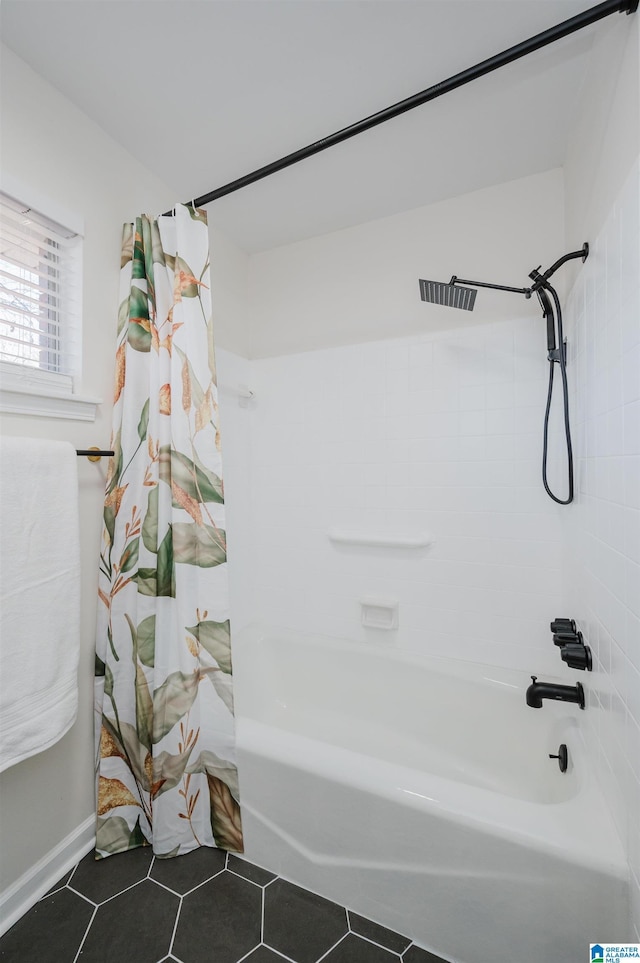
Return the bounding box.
[0,815,96,937]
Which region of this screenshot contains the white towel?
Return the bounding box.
[0,437,81,773]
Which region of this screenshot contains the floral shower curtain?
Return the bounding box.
[94,204,243,859]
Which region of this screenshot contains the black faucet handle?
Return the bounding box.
[550,618,576,634]
[561,642,592,671]
[553,630,583,647]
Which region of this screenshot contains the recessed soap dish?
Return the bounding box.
[360,597,399,630]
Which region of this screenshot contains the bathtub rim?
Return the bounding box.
[232,623,628,882]
[236,716,628,882]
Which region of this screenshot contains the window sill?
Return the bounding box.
[0,383,102,422]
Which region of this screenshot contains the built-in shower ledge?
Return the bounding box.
[328,529,432,549]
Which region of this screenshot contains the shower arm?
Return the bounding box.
[449,277,532,297]
[450,243,589,301]
[450,244,588,358]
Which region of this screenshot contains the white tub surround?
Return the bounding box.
[233,627,628,963]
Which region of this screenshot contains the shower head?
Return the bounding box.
[419,274,532,310]
[419,278,477,311]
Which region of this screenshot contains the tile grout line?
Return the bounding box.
[343,901,412,958]
[40,883,67,901]
[226,865,275,888]
[167,893,184,960]
[315,931,351,962]
[148,876,185,898]
[68,875,146,908]
[64,883,98,910]
[162,866,227,898]
[346,929,404,958]
[71,904,98,963]
[67,859,81,886]
[257,946,298,962]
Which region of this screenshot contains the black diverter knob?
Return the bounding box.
[550,618,576,634]
[553,630,583,647]
[561,642,592,671]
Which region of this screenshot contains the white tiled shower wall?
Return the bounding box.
[217,162,639,937]
[216,348,254,635]
[564,158,640,939]
[221,315,575,676]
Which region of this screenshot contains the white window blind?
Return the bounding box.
[0,191,82,394]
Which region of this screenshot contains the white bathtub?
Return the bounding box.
[232,627,628,963]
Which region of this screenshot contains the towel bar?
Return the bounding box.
[76,448,114,460]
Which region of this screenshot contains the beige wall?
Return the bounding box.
[0,44,248,893]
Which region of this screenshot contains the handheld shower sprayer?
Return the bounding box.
[419,243,589,504]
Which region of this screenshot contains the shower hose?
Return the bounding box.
[542,284,574,505]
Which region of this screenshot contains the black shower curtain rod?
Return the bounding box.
[167,0,637,215]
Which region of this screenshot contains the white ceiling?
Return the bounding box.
[0,1,617,252]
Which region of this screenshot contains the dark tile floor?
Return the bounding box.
[0,847,447,963]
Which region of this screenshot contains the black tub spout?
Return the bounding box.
[526,675,585,709]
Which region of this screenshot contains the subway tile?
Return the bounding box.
[626,456,640,509]
[386,343,410,370]
[624,400,640,455]
[623,662,640,733]
[485,383,514,410]
[619,165,640,310]
[626,612,640,675]
[387,439,411,463]
[455,435,488,461]
[458,410,485,436]
[458,384,485,410]
[385,368,411,399]
[621,283,640,352]
[623,343,640,405]
[409,341,434,369]
[383,415,412,441]
[626,560,640,618]
[607,457,627,505]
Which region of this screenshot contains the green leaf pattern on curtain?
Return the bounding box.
[95,205,243,859]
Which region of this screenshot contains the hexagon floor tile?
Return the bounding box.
[0,848,449,963]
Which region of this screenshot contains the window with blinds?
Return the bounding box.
[0,191,82,395]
